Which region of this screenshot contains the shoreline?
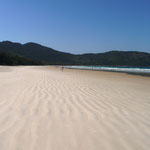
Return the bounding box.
[64,66,150,77]
[1,65,150,77]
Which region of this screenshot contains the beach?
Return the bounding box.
[0,66,150,150]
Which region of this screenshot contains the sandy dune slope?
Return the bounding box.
[0,66,150,150]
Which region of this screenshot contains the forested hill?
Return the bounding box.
[0,41,75,65]
[0,52,40,65]
[0,41,150,66]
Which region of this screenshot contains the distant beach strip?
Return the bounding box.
[64,66,150,76]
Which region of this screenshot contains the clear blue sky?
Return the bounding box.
[0,0,150,54]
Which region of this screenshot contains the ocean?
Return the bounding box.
[64,66,150,75]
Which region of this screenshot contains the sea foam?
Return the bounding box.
[65,66,150,74]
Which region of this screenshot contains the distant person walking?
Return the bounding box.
[61,66,64,72]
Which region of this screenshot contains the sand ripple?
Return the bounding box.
[0,66,150,150]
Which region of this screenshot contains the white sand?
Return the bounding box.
[0,66,150,150]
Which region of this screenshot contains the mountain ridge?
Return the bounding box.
[0,41,150,66]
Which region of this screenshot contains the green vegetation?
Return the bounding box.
[0,51,40,65]
[0,41,150,66]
